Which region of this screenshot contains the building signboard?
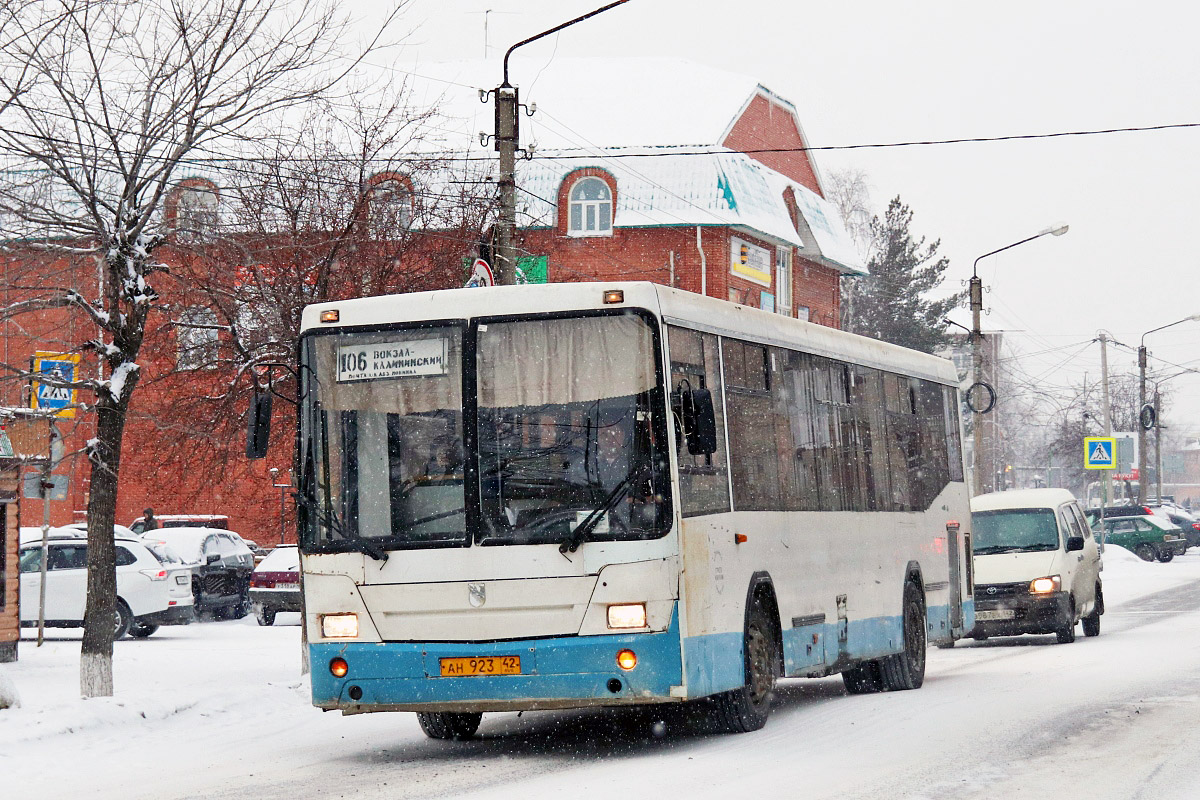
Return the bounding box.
[730,236,772,287]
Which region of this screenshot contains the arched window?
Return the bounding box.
[568,177,612,236]
[366,173,412,233]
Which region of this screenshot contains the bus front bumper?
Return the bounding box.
[310,607,684,714]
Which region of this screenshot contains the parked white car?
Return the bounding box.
[18,532,195,638]
[970,488,1103,644]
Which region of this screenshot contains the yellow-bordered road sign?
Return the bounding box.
[1084,436,1117,470]
[32,352,81,418]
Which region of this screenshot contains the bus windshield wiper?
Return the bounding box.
[293,489,388,563]
[558,464,645,555]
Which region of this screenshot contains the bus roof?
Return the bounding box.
[301,281,958,386]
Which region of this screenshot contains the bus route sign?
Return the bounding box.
[1084,436,1117,470]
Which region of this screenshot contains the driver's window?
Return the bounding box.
[667,325,729,517]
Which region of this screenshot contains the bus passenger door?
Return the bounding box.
[947,521,963,633]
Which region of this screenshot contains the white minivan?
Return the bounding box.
[970,488,1103,644]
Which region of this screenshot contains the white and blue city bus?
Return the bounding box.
[270,281,972,739]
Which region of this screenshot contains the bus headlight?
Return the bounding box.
[1029,576,1061,595]
[321,613,359,638]
[607,603,647,629]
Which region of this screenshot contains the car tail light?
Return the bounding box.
[1192,523,1200,532]
[250,575,269,588]
[140,568,168,581]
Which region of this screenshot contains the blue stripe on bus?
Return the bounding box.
[310,605,683,710]
[685,602,955,695]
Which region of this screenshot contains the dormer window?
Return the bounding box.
[170,180,219,243]
[365,173,412,233]
[568,177,612,236]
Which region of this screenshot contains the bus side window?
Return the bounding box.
[668,325,730,517]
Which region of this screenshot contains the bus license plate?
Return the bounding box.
[975,610,1014,621]
[440,656,521,677]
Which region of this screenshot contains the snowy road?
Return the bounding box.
[5,547,1200,800]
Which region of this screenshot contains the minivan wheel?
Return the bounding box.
[1082,609,1100,637]
[1056,601,1077,644]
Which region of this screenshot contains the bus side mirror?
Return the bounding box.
[246,390,272,459]
[681,387,717,456]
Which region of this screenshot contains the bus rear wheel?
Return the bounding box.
[416,711,483,740]
[842,660,884,694]
[879,581,926,691]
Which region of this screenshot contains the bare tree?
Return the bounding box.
[0,0,400,697]
[133,94,494,508]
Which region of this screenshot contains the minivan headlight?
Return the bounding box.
[1029,575,1062,595]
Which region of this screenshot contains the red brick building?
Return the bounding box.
[1,58,866,540]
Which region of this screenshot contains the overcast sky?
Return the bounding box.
[374,0,1200,438]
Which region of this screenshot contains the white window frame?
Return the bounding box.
[775,246,793,315]
[367,176,412,232]
[567,177,613,237]
[177,307,220,370]
[174,184,219,243]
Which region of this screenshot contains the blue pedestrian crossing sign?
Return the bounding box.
[1084,436,1117,470]
[32,351,81,419]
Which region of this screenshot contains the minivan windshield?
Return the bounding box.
[973,509,1060,554]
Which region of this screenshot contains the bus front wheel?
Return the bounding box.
[709,599,779,733]
[416,711,483,740]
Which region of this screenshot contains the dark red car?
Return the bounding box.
[249,545,301,626]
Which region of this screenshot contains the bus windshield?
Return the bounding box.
[476,312,670,546]
[303,324,469,550]
[299,311,670,552]
[972,509,1060,554]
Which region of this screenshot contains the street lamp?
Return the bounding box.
[968,224,1068,496]
[1137,314,1200,503]
[269,467,290,545]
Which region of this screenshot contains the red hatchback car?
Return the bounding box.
[249,545,301,625]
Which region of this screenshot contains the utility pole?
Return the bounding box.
[1098,333,1113,511]
[1137,343,1148,504]
[967,223,1068,498]
[969,273,984,497]
[489,1,629,285]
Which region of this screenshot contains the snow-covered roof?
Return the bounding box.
[517,146,805,247]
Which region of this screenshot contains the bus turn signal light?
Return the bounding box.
[319,309,340,323]
[616,649,638,670]
[330,657,349,678]
[603,289,624,304]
